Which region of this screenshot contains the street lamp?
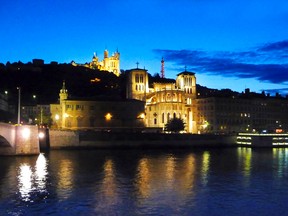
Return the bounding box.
[17,87,21,125]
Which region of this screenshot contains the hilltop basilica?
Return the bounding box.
[71,49,120,76]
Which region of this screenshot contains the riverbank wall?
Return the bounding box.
[49,129,237,149]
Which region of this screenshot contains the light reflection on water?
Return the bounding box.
[18,164,33,201]
[1,148,288,215]
[57,158,73,200]
[17,153,48,202]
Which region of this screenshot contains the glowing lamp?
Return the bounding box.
[21,127,31,139]
[105,113,112,121]
[38,132,45,139]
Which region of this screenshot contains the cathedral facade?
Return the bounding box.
[126,68,197,133]
[72,49,120,76]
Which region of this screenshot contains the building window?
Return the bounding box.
[140,74,144,83]
[173,93,177,101]
[166,93,171,101]
[89,117,95,127]
[167,113,170,121]
[135,74,139,83]
[162,113,165,123]
[154,118,157,125]
[76,105,84,110]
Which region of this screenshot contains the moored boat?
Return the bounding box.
[237,132,288,147]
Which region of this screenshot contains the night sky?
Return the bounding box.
[1,0,288,94]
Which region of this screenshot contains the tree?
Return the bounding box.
[165,118,185,133]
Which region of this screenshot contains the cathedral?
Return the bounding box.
[72,49,120,77]
[126,67,197,133]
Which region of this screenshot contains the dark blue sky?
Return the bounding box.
[1,0,288,94]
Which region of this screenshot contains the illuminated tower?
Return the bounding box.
[161,57,165,78]
[126,68,149,101]
[59,81,68,101]
[59,81,68,128]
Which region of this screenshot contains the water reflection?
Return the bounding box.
[273,148,288,178]
[135,152,198,212]
[95,158,120,214]
[4,148,288,215]
[179,154,196,195]
[201,151,210,185]
[57,158,73,199]
[136,158,151,198]
[165,155,175,187]
[238,148,252,177]
[18,164,33,201]
[101,159,117,198]
[17,153,48,202]
[236,148,252,189]
[35,153,48,191]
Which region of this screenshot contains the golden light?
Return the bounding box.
[138,113,145,119]
[90,78,101,83]
[202,121,209,129]
[64,113,69,118]
[21,127,31,139]
[39,131,45,139]
[55,114,60,120]
[105,113,112,121]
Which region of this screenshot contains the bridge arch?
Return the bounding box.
[0,123,40,155]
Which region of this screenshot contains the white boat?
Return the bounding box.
[237,132,288,147]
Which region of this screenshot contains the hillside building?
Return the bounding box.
[72,49,120,77]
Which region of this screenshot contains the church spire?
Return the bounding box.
[59,80,68,101]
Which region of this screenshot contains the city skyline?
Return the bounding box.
[1,0,288,94]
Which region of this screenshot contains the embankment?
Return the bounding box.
[49,129,237,149]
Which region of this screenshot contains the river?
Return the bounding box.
[0,147,288,215]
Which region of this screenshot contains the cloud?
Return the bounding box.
[258,40,288,52]
[153,40,288,84]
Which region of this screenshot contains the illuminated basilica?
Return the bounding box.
[126,68,197,133]
[72,49,120,77]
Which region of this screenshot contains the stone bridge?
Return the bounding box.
[0,122,40,155]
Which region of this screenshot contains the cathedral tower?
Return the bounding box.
[126,68,149,101]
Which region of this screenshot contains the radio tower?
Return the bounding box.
[160,57,165,78]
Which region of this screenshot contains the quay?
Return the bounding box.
[4,124,288,156]
[48,129,236,149]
